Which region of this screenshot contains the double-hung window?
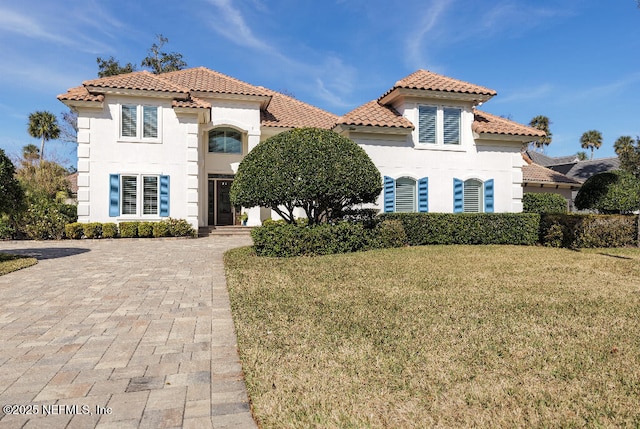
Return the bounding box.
[418,106,462,146]
[110,174,170,217]
[120,105,160,141]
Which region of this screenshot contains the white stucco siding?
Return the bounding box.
[83,95,196,225]
[351,133,525,213]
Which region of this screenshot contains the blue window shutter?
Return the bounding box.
[159,175,170,217]
[453,178,464,213]
[484,179,494,213]
[418,177,429,212]
[383,176,395,213]
[109,174,120,217]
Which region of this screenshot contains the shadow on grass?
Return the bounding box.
[0,248,91,260]
[597,252,634,260]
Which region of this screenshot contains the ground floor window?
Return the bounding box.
[109,174,169,217]
[383,176,429,213]
[454,178,494,213]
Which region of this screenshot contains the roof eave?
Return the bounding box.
[522,181,581,189]
[84,86,189,100]
[333,123,414,136]
[379,87,494,106]
[58,98,104,110]
[475,132,539,143]
[191,91,272,109]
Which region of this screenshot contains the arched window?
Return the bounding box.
[396,177,416,212]
[463,179,483,213]
[208,128,243,154]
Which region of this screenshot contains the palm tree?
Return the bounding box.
[580,130,603,160]
[528,115,552,152]
[27,111,60,164]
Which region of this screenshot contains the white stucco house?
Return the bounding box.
[58,67,544,229]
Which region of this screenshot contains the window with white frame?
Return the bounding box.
[418,105,462,145]
[208,128,243,154]
[120,175,160,216]
[120,105,160,141]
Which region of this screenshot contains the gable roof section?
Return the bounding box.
[338,100,414,130]
[58,67,337,128]
[379,70,497,104]
[261,90,338,129]
[161,67,271,97]
[525,150,579,167]
[561,157,621,183]
[83,71,189,96]
[522,162,581,186]
[473,110,545,138]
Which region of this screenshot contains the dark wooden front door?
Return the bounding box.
[215,180,233,226]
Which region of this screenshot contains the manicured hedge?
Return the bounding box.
[378,213,540,246]
[523,193,568,214]
[63,218,196,239]
[540,214,638,248]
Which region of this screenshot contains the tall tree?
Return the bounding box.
[21,144,40,166]
[27,111,60,164]
[614,135,640,179]
[528,115,552,152]
[97,56,137,78]
[576,151,588,161]
[580,130,603,160]
[141,34,187,74]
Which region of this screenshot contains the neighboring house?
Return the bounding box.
[58,67,544,228]
[65,172,79,204]
[521,153,581,211]
[524,149,620,210]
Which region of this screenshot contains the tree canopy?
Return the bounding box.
[230,128,382,225]
[0,149,24,216]
[580,130,603,160]
[574,170,640,214]
[27,111,60,163]
[97,34,187,77]
[614,135,640,179]
[528,115,552,151]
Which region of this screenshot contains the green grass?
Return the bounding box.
[0,253,37,275]
[224,245,640,428]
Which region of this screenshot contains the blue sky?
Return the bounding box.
[1,0,639,168]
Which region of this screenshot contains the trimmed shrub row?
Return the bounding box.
[252,219,407,257]
[379,213,540,246]
[522,193,568,214]
[540,214,638,248]
[64,218,196,239]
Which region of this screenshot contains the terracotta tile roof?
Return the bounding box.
[473,110,546,137]
[161,67,272,97]
[83,71,189,94]
[172,96,211,109]
[382,69,497,98]
[261,90,338,129]
[338,100,414,129]
[57,86,104,103]
[522,162,581,185]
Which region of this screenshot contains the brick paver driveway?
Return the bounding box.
[0,236,256,429]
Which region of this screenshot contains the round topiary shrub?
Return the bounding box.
[230,128,382,225]
[575,170,640,214]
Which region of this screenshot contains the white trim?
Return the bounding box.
[117,104,163,144]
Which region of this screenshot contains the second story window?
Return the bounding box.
[418,106,462,146]
[208,128,243,154]
[120,105,160,141]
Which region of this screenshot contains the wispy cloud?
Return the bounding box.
[404,0,453,70]
[492,83,554,104]
[204,0,271,51]
[202,0,357,108]
[556,72,640,105]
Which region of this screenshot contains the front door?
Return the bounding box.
[215,180,234,226]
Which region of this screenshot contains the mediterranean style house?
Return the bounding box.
[58,67,544,228]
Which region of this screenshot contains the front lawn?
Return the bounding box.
[224,245,640,428]
[0,253,37,275]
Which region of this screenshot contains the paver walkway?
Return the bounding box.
[0,236,257,429]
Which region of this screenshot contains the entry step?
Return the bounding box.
[198,226,254,237]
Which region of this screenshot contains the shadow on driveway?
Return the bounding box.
[1,248,91,260]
